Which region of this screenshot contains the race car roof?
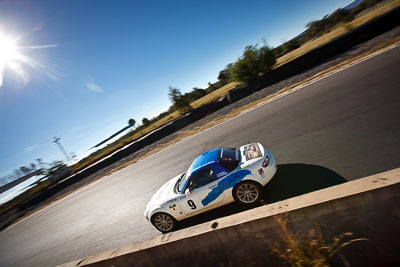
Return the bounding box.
[187,148,220,176]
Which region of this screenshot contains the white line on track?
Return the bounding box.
[8,43,399,229]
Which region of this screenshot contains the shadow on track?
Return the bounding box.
[175,163,346,231]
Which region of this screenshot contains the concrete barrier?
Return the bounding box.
[60,168,400,267]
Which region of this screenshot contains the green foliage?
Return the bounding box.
[168,87,193,114]
[230,44,276,83]
[218,63,234,84]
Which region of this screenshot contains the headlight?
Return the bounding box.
[262,155,270,167]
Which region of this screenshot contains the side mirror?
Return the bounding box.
[185,187,191,195]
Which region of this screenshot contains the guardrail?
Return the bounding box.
[60,167,400,267]
[0,169,45,194]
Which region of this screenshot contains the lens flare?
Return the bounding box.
[0,28,61,88]
[0,32,22,86]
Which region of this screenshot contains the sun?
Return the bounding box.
[0,33,18,66]
[0,32,24,86]
[0,29,60,88]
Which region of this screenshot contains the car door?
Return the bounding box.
[178,167,225,216]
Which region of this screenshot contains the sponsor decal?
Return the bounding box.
[217,171,228,178]
[258,168,265,178]
[201,170,252,206]
[179,211,183,215]
[244,143,262,161]
[192,161,216,173]
[169,204,176,210]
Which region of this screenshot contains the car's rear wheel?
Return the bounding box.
[233,181,262,205]
[151,212,176,233]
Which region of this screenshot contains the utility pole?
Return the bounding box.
[53,137,71,162]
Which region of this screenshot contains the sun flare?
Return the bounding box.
[0,29,61,87]
[0,32,23,86]
[0,34,19,66]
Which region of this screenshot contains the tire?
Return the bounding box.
[151,212,176,233]
[233,181,262,205]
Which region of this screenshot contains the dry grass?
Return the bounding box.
[266,215,369,266]
[191,82,241,107]
[276,0,400,67]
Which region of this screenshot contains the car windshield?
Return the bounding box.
[177,172,189,193]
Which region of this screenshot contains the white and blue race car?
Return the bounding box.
[144,143,276,233]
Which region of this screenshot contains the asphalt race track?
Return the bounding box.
[1,46,400,266]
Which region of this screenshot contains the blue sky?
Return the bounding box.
[0,0,353,176]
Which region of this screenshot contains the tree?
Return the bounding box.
[230,44,276,83]
[128,118,136,127]
[168,87,193,114]
[218,63,233,84]
[258,45,276,73]
[142,117,150,126]
[330,8,351,25]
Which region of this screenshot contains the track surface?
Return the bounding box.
[1,46,400,267]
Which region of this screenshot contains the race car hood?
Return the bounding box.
[147,173,183,206]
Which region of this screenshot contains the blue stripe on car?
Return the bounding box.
[201,170,252,206]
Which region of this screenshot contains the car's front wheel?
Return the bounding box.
[151,212,176,233]
[233,181,262,205]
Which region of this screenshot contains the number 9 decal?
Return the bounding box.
[187,200,197,209]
